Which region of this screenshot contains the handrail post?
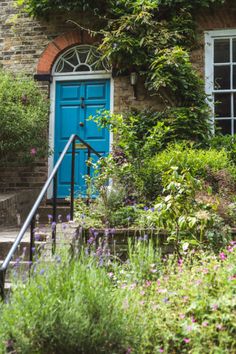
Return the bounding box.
[30,215,36,265]
[87,148,91,206]
[52,172,58,254]
[70,138,76,221]
[0,269,5,301]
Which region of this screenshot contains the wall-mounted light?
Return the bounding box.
[130,72,138,99]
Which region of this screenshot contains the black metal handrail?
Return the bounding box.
[0,134,101,300]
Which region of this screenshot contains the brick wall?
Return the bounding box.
[0,0,235,192]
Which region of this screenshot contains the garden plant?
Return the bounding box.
[0,235,235,353]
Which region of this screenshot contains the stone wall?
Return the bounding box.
[0,0,235,192]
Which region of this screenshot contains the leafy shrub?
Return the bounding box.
[138,244,236,353]
[208,134,236,162]
[139,143,236,200]
[0,254,142,354]
[75,184,141,227]
[138,167,231,252]
[0,241,235,353]
[0,71,49,164]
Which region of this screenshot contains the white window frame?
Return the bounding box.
[205,29,236,135]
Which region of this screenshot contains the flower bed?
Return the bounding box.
[0,239,235,353]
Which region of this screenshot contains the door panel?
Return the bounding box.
[55,79,110,198]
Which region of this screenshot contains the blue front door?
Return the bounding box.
[54,79,110,198]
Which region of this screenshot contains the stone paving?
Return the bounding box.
[0,226,30,242]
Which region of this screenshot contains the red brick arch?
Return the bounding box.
[36,31,98,75]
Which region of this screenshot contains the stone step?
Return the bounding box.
[37,204,71,223]
[0,190,39,227]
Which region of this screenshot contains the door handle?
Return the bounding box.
[80,97,85,109]
[79,122,84,127]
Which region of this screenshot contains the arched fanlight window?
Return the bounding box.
[54,45,109,73]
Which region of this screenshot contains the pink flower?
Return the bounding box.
[158,288,167,294]
[179,313,185,319]
[187,325,193,332]
[178,258,183,266]
[228,275,236,281]
[211,304,218,311]
[203,268,209,274]
[202,321,208,327]
[30,147,37,156]
[129,283,136,290]
[191,316,196,323]
[183,338,190,343]
[216,324,223,330]
[159,349,164,353]
[219,252,227,261]
[145,280,152,287]
[126,347,132,354]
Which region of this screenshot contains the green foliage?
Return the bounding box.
[0,253,142,353]
[138,142,236,200]
[208,134,236,162]
[0,242,235,353]
[150,143,235,179]
[138,167,231,251]
[16,0,109,16]
[0,71,49,164]
[17,0,227,142]
[75,184,141,227]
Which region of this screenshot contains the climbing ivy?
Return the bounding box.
[17,0,227,142]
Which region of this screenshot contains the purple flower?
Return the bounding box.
[31,247,36,253]
[48,214,53,221]
[39,269,45,275]
[144,234,148,241]
[87,237,94,245]
[126,347,132,354]
[51,222,56,230]
[62,223,68,230]
[144,206,149,211]
[34,233,41,241]
[66,214,71,222]
[55,255,61,263]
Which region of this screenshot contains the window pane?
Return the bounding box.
[214,65,230,89]
[214,93,231,117]
[215,119,232,135]
[214,39,230,63]
[233,65,236,89]
[233,39,236,62]
[233,93,236,117]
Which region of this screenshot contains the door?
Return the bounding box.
[54,79,110,198]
